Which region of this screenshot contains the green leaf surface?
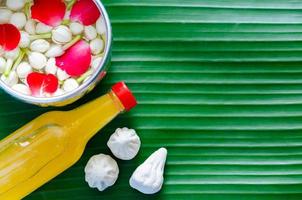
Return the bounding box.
[1,0,302,199]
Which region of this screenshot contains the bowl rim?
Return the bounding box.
[0,0,112,105]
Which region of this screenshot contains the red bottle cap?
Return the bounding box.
[111,82,137,111]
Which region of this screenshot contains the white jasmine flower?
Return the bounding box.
[96,17,106,35]
[57,68,70,81]
[30,39,50,53]
[90,38,104,55]
[36,22,53,34]
[28,52,47,70]
[6,0,26,11]
[45,58,58,74]
[1,71,18,87]
[20,31,31,48]
[70,22,84,35]
[84,25,97,40]
[63,78,79,92]
[91,57,103,71]
[16,62,32,78]
[12,84,31,95]
[25,20,36,35]
[0,9,12,23]
[0,57,7,73]
[10,12,26,29]
[45,44,64,57]
[52,25,72,44]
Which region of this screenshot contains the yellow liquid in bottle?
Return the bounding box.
[0,92,124,200]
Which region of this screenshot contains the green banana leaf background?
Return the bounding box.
[2,0,302,199]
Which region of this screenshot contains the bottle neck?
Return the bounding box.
[66,91,125,141]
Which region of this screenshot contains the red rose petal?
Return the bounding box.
[44,74,59,93]
[70,0,100,26]
[27,72,45,96]
[56,40,91,76]
[31,0,66,27]
[27,72,59,96]
[0,24,21,51]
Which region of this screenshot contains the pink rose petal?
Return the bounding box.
[70,0,100,26]
[0,24,21,51]
[31,0,66,27]
[56,40,92,76]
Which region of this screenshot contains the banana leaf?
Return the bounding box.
[1,0,302,199]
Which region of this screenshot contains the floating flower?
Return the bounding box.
[35,22,53,34]
[69,22,84,35]
[96,17,106,35]
[30,39,50,53]
[0,9,12,24]
[63,78,79,92]
[45,44,65,57]
[12,84,31,95]
[45,58,58,74]
[55,40,91,76]
[19,31,30,48]
[70,0,100,26]
[0,57,6,73]
[31,0,66,27]
[90,38,104,55]
[10,12,27,29]
[6,0,27,11]
[16,62,32,79]
[56,68,70,81]
[28,52,47,70]
[27,72,59,96]
[1,71,18,87]
[0,24,21,51]
[52,25,72,44]
[24,19,36,34]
